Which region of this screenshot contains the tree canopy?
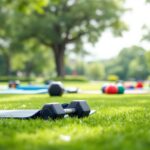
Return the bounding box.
[104,46,149,80]
[0,0,127,77]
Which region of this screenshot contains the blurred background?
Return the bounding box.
[0,0,150,83]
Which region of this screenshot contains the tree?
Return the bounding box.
[0,54,6,75]
[6,0,126,77]
[117,46,145,79]
[104,46,149,80]
[85,62,105,80]
[0,1,20,75]
[145,51,150,74]
[0,0,54,76]
[104,58,125,79]
[11,39,55,77]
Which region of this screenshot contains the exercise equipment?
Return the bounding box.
[105,84,118,94]
[15,82,78,95]
[1,84,78,95]
[8,80,20,88]
[16,85,48,90]
[41,100,91,118]
[117,84,125,94]
[48,82,64,96]
[0,100,96,120]
[101,84,108,93]
[65,87,79,93]
[136,81,143,88]
[126,85,135,89]
[0,89,47,94]
[65,100,90,117]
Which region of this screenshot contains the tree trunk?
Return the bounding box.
[52,44,65,77]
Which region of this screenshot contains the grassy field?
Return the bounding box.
[63,81,104,90]
[0,90,150,150]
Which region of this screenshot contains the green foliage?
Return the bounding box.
[104,58,125,79]
[65,59,86,76]
[52,75,88,82]
[65,66,73,75]
[104,46,149,80]
[2,0,49,14]
[145,51,150,73]
[0,0,127,77]
[11,39,55,77]
[147,75,150,80]
[85,62,105,80]
[0,91,150,150]
[0,55,6,75]
[128,58,148,80]
[64,45,150,81]
[0,76,33,82]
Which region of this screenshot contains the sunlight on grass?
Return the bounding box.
[0,93,150,150]
[64,81,102,90]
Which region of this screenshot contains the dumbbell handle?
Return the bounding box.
[64,108,76,114]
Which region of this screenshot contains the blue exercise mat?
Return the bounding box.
[0,89,48,94]
[16,85,79,93]
[16,85,49,90]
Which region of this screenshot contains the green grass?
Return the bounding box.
[64,81,104,90]
[0,93,150,150]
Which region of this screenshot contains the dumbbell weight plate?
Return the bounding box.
[48,82,64,96]
[67,100,91,118]
[40,103,65,120]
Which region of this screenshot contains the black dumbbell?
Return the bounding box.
[65,100,91,118]
[48,81,64,96]
[40,100,90,119]
[0,101,93,120]
[40,103,66,119]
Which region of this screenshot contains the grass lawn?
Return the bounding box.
[63,81,104,90]
[0,92,150,150]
